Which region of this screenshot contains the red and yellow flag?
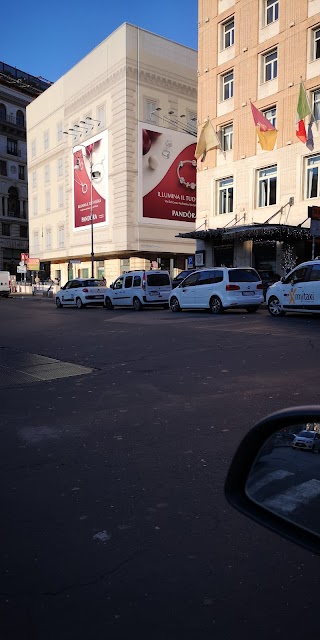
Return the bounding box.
[250,102,277,151]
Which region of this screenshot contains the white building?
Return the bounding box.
[27,23,198,284]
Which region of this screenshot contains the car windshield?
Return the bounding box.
[229,269,260,282]
[147,274,170,286]
[297,431,315,439]
[175,271,192,280]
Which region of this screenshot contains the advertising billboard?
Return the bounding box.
[73,131,108,230]
[139,123,196,223]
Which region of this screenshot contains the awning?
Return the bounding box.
[177,224,311,243]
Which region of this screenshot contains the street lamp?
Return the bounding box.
[73,144,101,278]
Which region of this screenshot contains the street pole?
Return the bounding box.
[90,155,94,278]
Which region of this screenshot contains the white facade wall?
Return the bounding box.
[27,23,197,284]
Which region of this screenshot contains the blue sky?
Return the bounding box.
[2,1,198,82]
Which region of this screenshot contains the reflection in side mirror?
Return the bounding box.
[225,407,320,556]
[246,424,320,532]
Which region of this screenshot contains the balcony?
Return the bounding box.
[0,115,26,140]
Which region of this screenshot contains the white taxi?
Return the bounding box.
[267,259,320,317]
[55,278,107,308]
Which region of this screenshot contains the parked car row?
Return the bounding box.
[54,259,320,317]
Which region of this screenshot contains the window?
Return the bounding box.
[7,139,18,155]
[32,171,37,189]
[186,110,197,133]
[309,265,320,281]
[258,165,277,206]
[229,269,260,282]
[58,225,65,248]
[284,266,308,284]
[44,164,50,183]
[97,105,105,129]
[145,99,158,123]
[221,123,233,151]
[45,191,51,212]
[313,27,320,61]
[31,139,36,158]
[45,228,52,250]
[8,187,19,217]
[18,165,25,180]
[33,197,37,216]
[114,277,124,290]
[0,103,6,121]
[2,223,10,236]
[263,49,278,82]
[20,226,27,238]
[44,130,49,150]
[58,186,64,207]
[125,276,133,288]
[16,110,24,127]
[182,272,199,287]
[218,177,234,214]
[222,17,234,49]
[313,90,320,121]
[0,160,7,176]
[57,122,63,142]
[222,71,234,100]
[265,0,278,25]
[198,270,224,285]
[57,157,63,177]
[146,273,170,286]
[33,231,39,254]
[133,275,141,287]
[306,154,320,198]
[262,106,277,128]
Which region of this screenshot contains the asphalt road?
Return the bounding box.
[1,297,320,640]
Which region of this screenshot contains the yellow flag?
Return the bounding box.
[256,126,277,151]
[195,120,220,159]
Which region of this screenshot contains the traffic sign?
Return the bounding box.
[17,265,27,273]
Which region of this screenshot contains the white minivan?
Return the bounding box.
[0,271,11,298]
[267,258,320,316]
[104,270,172,310]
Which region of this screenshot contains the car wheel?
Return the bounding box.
[76,297,84,309]
[104,296,114,310]
[268,296,285,317]
[209,295,223,314]
[133,297,143,311]
[170,296,181,312]
[55,297,63,308]
[246,306,259,313]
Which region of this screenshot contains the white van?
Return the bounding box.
[267,258,320,316]
[104,270,172,310]
[0,271,11,298]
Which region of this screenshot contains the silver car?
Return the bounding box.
[292,430,320,452]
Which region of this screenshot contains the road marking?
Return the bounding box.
[248,470,294,495]
[262,479,320,514]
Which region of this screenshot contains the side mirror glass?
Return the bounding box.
[225,407,320,555]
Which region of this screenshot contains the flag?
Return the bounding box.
[296,81,311,144]
[250,101,277,151]
[306,121,314,151]
[195,119,220,160]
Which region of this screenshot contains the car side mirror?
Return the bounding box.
[225,406,320,556]
[110,283,114,289]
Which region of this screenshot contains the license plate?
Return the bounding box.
[149,292,159,296]
[242,291,254,296]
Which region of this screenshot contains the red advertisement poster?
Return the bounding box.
[73,131,108,229]
[140,124,197,223]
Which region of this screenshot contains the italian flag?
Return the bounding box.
[296,81,311,143]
